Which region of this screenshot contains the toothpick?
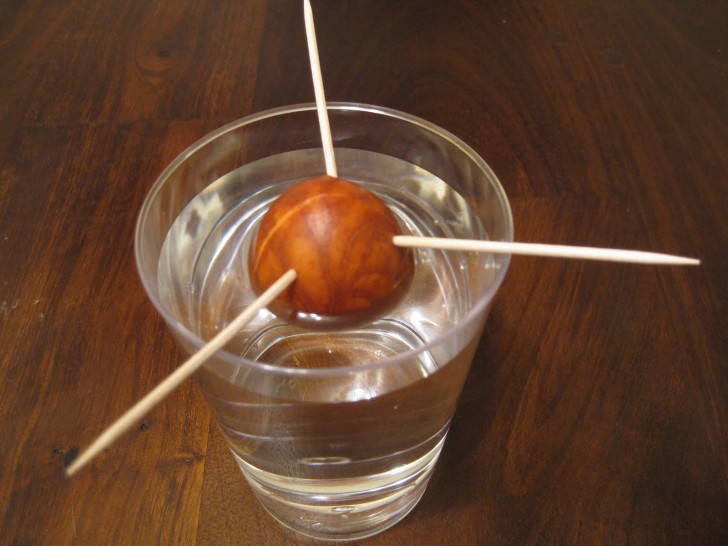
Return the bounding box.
[393,236,700,266]
[304,0,337,177]
[65,269,297,477]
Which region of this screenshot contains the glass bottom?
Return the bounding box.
[232,435,446,541]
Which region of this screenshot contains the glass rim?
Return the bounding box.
[134,102,514,377]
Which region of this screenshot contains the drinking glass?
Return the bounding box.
[135,103,513,540]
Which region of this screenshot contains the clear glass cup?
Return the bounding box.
[135,103,513,541]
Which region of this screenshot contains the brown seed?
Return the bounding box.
[249,176,414,328]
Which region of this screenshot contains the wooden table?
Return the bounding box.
[1,1,726,544]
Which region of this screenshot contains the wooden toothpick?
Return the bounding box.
[65,269,297,477]
[304,0,337,177]
[393,236,700,266]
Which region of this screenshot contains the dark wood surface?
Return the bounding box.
[1,1,726,544]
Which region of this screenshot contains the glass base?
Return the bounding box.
[232,436,445,541]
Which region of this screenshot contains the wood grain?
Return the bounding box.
[1,0,726,544]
